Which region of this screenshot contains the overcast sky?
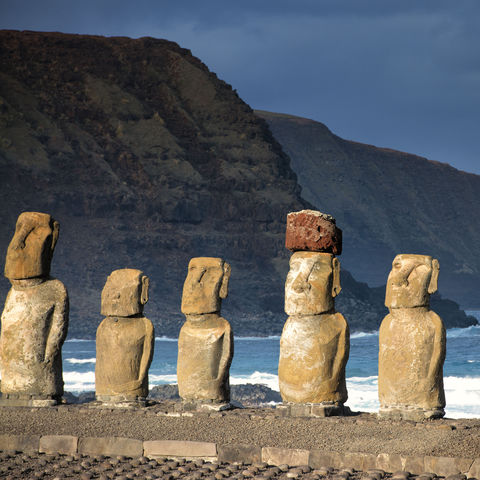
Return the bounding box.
[1,0,479,174]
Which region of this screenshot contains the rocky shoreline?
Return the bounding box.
[65,384,282,406]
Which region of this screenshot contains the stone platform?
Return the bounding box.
[0,402,478,478]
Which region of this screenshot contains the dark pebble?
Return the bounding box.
[446,475,466,480]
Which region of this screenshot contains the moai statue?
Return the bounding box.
[0,212,69,406]
[177,257,233,407]
[96,268,154,407]
[278,210,349,416]
[378,254,446,420]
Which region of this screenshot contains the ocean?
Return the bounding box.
[63,311,480,419]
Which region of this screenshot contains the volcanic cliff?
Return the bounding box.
[257,111,480,309]
[0,30,475,337]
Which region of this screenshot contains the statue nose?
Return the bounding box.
[292,273,310,293]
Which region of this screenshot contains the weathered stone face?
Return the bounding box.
[285,252,341,316]
[285,210,342,254]
[278,313,349,404]
[177,313,233,403]
[96,269,154,403]
[4,212,59,280]
[0,278,69,401]
[379,254,445,420]
[181,257,231,315]
[385,254,439,308]
[101,269,149,317]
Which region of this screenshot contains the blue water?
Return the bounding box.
[63,312,480,418]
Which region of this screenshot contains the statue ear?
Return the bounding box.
[332,257,342,297]
[141,275,149,305]
[51,221,60,252]
[428,258,439,294]
[219,262,231,299]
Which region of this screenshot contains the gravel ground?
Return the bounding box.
[0,402,479,458]
[0,451,472,480]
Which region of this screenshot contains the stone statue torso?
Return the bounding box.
[378,308,446,410]
[279,312,349,403]
[177,314,233,402]
[95,316,154,397]
[0,278,68,396]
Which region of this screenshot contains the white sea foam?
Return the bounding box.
[346,376,379,413]
[66,358,96,364]
[63,371,95,392]
[235,336,281,341]
[350,331,378,339]
[230,371,279,391]
[155,336,177,342]
[149,374,177,384]
[447,324,480,338]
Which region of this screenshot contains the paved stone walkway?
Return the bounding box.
[0,451,470,480]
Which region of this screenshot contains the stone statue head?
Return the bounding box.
[4,212,60,280]
[101,268,149,317]
[285,251,341,315]
[385,254,439,308]
[181,257,231,315]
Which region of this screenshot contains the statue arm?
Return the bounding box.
[217,321,233,381]
[426,312,446,388]
[44,286,69,363]
[322,313,349,395]
[138,319,155,383]
[332,314,349,381]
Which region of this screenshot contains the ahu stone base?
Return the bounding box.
[0,393,59,407]
[276,402,350,417]
[174,400,240,413]
[94,395,147,408]
[379,405,445,421]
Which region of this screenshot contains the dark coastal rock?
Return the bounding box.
[148,383,281,405]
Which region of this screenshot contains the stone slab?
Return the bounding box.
[376,453,404,472]
[309,450,343,469]
[401,455,426,475]
[39,435,78,455]
[340,452,377,471]
[218,444,262,464]
[262,446,309,466]
[0,397,57,407]
[468,458,480,479]
[144,440,217,458]
[78,436,143,457]
[424,456,474,477]
[285,210,342,254]
[0,434,40,453]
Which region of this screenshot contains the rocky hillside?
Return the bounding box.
[257,111,480,309]
[0,30,475,338]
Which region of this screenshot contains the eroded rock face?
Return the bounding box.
[95,269,154,405]
[178,257,233,403]
[279,251,349,407]
[0,212,68,406]
[378,254,446,420]
[285,210,342,255]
